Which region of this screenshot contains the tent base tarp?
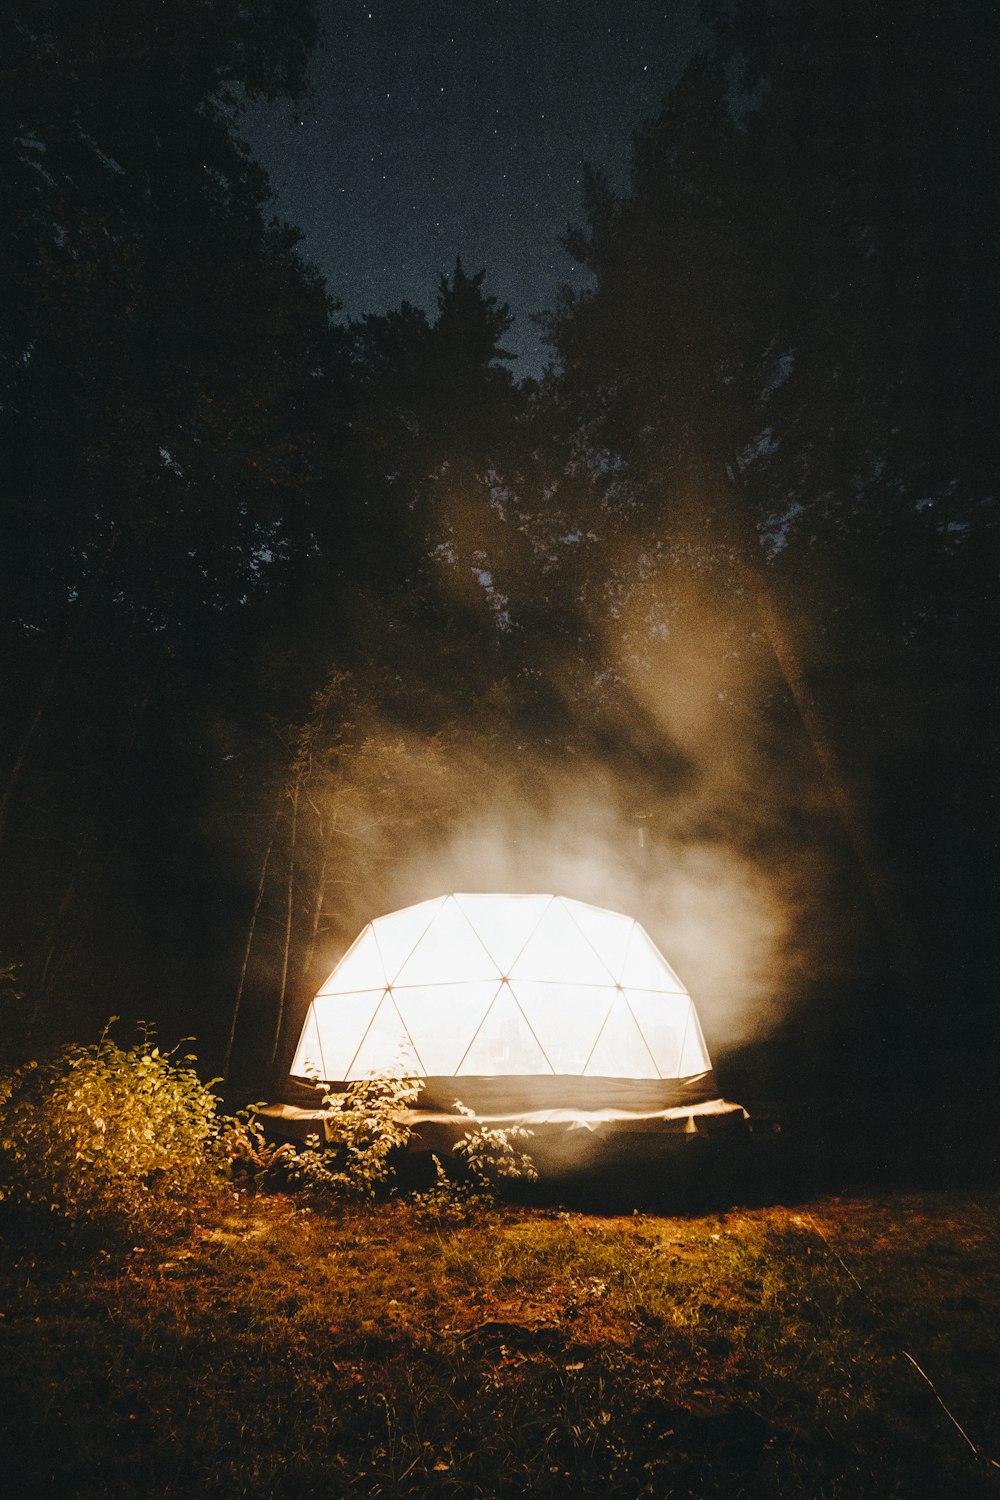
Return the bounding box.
[261,1071,750,1174]
[282,1070,723,1113]
[404,1097,750,1172]
[257,1094,750,1165]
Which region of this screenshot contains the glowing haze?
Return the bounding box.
[257,486,855,1077]
[385,789,790,1054]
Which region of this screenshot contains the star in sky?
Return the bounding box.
[240,0,704,376]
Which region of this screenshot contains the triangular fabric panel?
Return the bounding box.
[453,892,552,975]
[458,983,554,1074]
[293,895,713,1085]
[290,1006,326,1080]
[392,981,503,1076]
[509,898,610,985]
[678,1008,712,1075]
[620,925,686,993]
[348,993,422,1077]
[394,897,500,987]
[311,989,386,1079]
[371,896,446,985]
[512,981,615,1074]
[622,989,692,1078]
[562,900,634,983]
[583,994,659,1078]
[317,926,386,996]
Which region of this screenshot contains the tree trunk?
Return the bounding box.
[300,848,329,993]
[0,527,119,850]
[25,860,88,1045]
[270,775,300,1071]
[300,776,343,991]
[222,828,275,1081]
[25,679,152,1043]
[722,458,916,986]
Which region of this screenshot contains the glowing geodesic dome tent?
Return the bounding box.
[290,893,717,1110]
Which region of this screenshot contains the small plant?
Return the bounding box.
[0,958,21,1009]
[410,1152,494,1226]
[0,959,23,1060]
[283,1071,423,1199]
[0,1021,226,1239]
[452,1102,538,1192]
[278,1075,539,1205]
[215,1104,296,1188]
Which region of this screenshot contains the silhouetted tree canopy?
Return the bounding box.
[543,0,998,1102]
[1,0,995,1145]
[0,0,331,1039]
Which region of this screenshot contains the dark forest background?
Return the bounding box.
[2,1,997,1167]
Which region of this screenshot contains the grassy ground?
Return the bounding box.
[2,1184,999,1499]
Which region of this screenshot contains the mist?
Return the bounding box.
[283,666,852,1078]
[188,446,889,1111]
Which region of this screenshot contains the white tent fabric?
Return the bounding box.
[290,893,712,1084]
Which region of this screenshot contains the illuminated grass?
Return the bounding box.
[1,1193,998,1497]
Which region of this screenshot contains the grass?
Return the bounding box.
[2,1186,999,1498]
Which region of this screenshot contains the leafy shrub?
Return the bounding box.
[409,1152,484,1225]
[283,1071,422,1199]
[0,1022,226,1240]
[280,1074,538,1207]
[218,1107,296,1189]
[0,959,23,1061]
[0,959,20,1008]
[452,1103,538,1190]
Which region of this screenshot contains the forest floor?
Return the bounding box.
[2,1182,999,1499]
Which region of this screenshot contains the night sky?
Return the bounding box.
[241,0,705,375]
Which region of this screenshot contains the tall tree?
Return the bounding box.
[544,0,999,1103]
[342,263,516,564]
[0,0,335,1039]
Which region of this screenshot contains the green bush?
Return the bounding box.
[280,1074,538,1206]
[0,1022,226,1240]
[453,1103,538,1190]
[0,958,20,1008]
[285,1071,423,1199]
